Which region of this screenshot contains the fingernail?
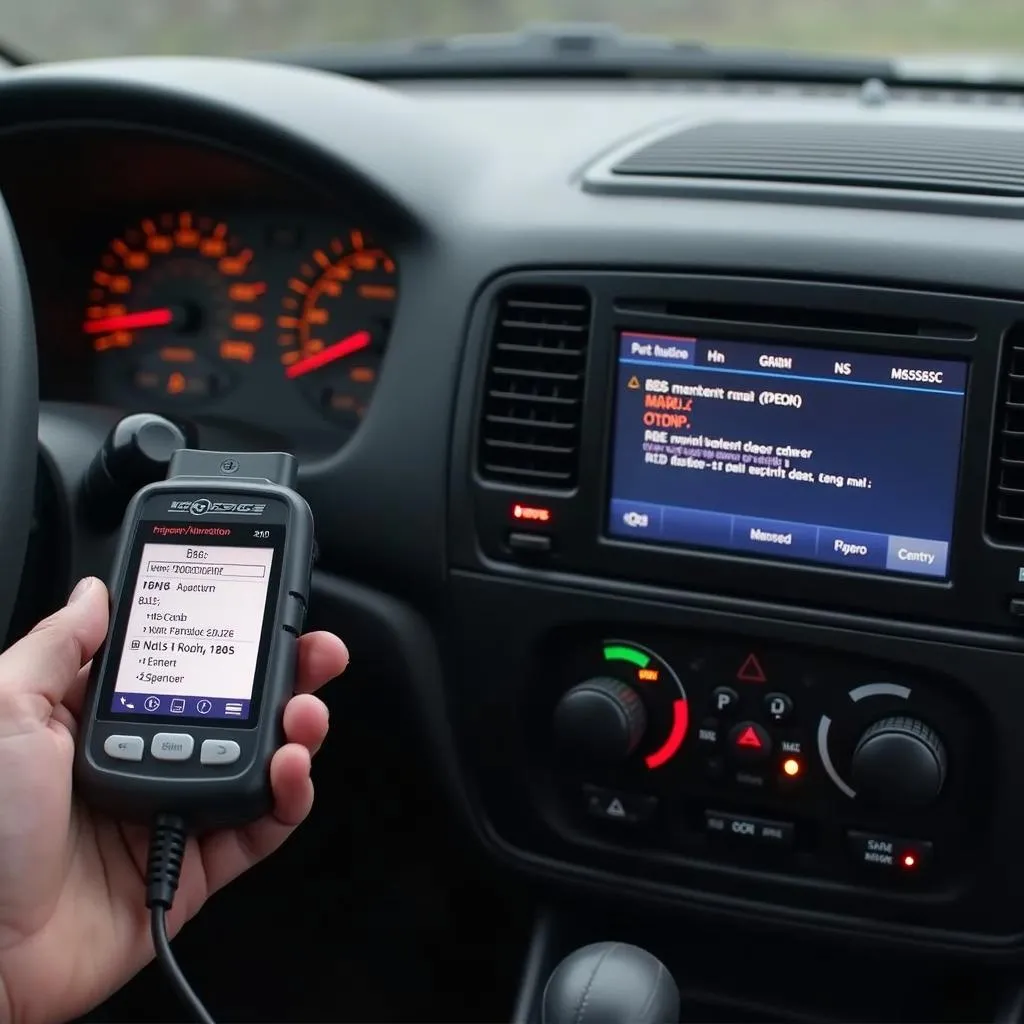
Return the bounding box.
[69,577,96,605]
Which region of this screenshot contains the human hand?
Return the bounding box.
[0,576,348,1023]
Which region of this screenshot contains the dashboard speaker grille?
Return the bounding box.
[477,285,591,487]
[613,121,1024,197]
[992,335,1024,534]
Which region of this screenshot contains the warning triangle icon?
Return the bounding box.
[627,376,640,390]
[606,797,627,818]
[736,653,767,684]
[736,726,762,750]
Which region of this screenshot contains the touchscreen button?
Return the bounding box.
[732,517,816,560]
[816,528,888,570]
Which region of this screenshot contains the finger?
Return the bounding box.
[56,663,92,727]
[282,693,329,755]
[295,631,348,695]
[0,578,108,708]
[198,743,312,894]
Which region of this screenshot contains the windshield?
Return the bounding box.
[4,0,1022,68]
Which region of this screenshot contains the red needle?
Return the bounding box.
[83,307,174,334]
[286,330,372,379]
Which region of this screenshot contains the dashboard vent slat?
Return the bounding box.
[991,335,1024,536]
[477,286,591,488]
[613,122,1024,197]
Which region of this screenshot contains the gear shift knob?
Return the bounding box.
[541,942,679,1024]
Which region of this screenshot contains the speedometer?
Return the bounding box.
[84,212,266,403]
[276,230,396,428]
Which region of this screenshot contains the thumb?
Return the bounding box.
[0,577,109,707]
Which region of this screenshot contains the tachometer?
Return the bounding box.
[276,230,396,427]
[84,212,267,402]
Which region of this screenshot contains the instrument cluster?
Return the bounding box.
[81,210,396,456]
[3,128,402,459]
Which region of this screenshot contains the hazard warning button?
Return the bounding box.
[727,721,773,761]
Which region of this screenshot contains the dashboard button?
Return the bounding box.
[507,531,553,554]
[847,831,932,875]
[705,810,794,847]
[711,686,739,716]
[728,721,773,761]
[763,692,793,724]
[151,733,195,762]
[103,734,144,762]
[200,739,241,766]
[583,785,657,825]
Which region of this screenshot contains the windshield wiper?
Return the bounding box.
[264,22,895,84]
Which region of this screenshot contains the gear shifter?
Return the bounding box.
[541,942,679,1024]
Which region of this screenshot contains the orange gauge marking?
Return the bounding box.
[221,340,255,363]
[218,249,252,276]
[358,284,396,301]
[231,313,262,333]
[159,347,195,363]
[167,371,187,395]
[229,282,267,302]
[350,366,376,383]
[174,213,199,248]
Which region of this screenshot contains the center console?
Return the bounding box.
[446,270,1024,955]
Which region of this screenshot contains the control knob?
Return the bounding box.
[850,716,947,808]
[552,678,648,764]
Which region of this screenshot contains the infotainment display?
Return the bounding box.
[607,332,968,579]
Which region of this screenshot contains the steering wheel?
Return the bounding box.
[0,194,41,645]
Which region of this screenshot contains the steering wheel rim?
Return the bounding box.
[0,193,39,645]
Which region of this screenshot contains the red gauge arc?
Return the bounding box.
[600,640,689,770]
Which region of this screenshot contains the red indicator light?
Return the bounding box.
[735,725,763,750]
[901,853,917,869]
[511,503,552,524]
[782,757,801,777]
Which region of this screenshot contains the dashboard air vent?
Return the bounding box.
[477,286,591,487]
[992,334,1024,535]
[613,121,1024,197]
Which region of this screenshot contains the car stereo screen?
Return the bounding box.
[607,332,968,579]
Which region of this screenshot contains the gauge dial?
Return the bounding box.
[84,212,266,403]
[277,230,396,427]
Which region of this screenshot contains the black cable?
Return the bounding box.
[146,813,216,1024]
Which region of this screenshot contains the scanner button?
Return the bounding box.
[151,733,195,761]
[200,739,241,766]
[103,734,144,762]
[281,593,305,635]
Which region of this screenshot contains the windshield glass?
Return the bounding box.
[5,0,1022,67]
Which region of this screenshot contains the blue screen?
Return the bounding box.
[607,332,968,579]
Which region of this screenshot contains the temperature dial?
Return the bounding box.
[551,641,689,772]
[850,716,947,808]
[553,678,647,764]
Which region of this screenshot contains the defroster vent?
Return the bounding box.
[992,335,1024,536]
[477,286,591,487]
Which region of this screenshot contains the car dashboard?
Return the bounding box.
[5,54,1024,1019]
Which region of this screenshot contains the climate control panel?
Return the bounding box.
[534,629,987,888]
